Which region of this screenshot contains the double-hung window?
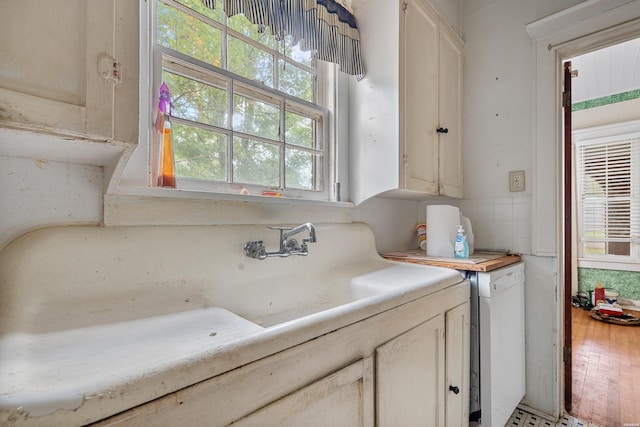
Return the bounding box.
[153,0,329,199]
[576,129,640,262]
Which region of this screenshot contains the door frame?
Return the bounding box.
[557,28,640,417]
[526,3,640,419]
[561,60,573,413]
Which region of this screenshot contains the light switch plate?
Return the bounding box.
[509,170,525,192]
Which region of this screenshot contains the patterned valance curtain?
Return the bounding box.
[201,0,365,77]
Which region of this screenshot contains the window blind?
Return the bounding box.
[576,136,640,257]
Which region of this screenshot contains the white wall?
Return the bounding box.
[573,97,640,131]
[429,0,463,35]
[520,254,559,412]
[462,0,581,202]
[462,0,640,418]
[461,0,585,418]
[0,156,104,249]
[461,0,579,416]
[353,197,421,252]
[0,155,420,254]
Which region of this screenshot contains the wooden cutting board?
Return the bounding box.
[381,250,521,272]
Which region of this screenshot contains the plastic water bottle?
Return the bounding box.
[454,225,469,259]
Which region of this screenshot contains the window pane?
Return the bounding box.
[155,0,326,197]
[608,242,630,256]
[233,137,280,186]
[228,15,275,48]
[173,122,227,181]
[175,0,223,22]
[285,111,314,148]
[233,92,280,140]
[584,241,605,256]
[283,39,313,67]
[279,60,314,102]
[157,2,222,67]
[286,149,314,190]
[228,35,274,86]
[162,71,228,128]
[577,137,639,259]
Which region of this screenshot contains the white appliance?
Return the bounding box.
[475,262,526,426]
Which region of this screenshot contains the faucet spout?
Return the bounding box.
[282,222,317,244]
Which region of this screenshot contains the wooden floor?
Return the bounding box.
[570,306,640,426]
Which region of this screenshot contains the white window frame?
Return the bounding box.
[125,0,338,202]
[574,120,640,271]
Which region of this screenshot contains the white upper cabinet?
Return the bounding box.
[437,24,464,198]
[0,0,139,192]
[349,0,463,204]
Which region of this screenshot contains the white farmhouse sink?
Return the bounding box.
[0,222,464,426]
[225,260,462,327]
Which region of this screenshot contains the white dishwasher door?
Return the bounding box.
[478,262,525,427]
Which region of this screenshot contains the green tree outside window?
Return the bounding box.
[156,0,323,192]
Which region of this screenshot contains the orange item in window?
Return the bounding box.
[157,117,176,188]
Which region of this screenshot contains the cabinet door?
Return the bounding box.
[437,24,464,198]
[402,0,439,194]
[0,0,138,145]
[231,358,374,427]
[445,301,470,426]
[376,314,445,426]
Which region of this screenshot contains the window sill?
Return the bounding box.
[577,258,640,273]
[104,186,354,226]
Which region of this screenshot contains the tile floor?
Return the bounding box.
[470,405,602,426]
[469,408,600,427]
[505,407,594,427]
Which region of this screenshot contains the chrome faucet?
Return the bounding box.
[244,223,317,260]
[280,223,317,252]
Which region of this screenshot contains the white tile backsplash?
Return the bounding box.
[513,201,532,221]
[459,196,532,254]
[494,201,514,222]
[513,220,531,239]
[476,202,494,222]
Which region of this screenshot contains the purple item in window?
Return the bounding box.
[159,82,172,115]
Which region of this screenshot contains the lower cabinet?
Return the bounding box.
[445,302,471,426]
[377,314,445,426]
[232,358,374,427]
[91,284,469,427]
[376,301,470,426]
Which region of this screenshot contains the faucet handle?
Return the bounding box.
[244,240,267,260]
[285,238,299,252]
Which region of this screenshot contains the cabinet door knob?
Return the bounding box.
[436,127,449,134]
[449,385,460,394]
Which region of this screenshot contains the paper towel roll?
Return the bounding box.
[426,205,460,257]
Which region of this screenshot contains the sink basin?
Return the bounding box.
[223,260,463,327]
[0,308,265,417]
